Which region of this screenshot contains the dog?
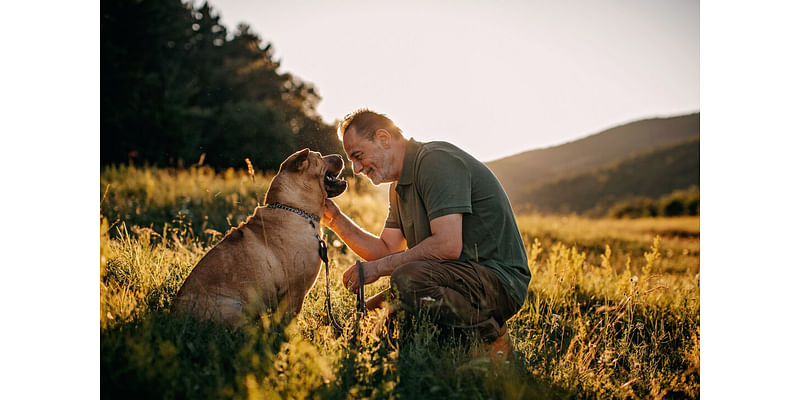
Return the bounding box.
[173,148,347,327]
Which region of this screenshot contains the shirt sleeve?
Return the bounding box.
[417,150,472,221]
[384,182,401,229]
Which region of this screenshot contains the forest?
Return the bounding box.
[102,0,342,170]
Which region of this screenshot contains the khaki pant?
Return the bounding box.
[390,260,521,343]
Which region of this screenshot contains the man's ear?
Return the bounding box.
[375,129,392,149]
[285,148,310,172]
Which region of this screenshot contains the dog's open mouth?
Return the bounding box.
[323,154,347,198]
[324,170,347,197]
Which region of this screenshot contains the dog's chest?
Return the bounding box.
[259,225,322,278]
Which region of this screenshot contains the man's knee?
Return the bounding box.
[390,261,433,296]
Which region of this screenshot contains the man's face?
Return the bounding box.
[343,128,393,185]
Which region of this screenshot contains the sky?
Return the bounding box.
[204,0,699,162]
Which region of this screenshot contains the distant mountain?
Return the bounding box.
[521,137,699,215]
[487,113,700,215]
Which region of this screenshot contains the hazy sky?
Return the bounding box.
[204,0,698,161]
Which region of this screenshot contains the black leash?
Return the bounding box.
[356,260,366,313]
[317,237,345,334]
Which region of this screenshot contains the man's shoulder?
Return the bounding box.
[415,142,468,171]
[419,140,461,154]
[417,141,472,164]
[411,142,475,193]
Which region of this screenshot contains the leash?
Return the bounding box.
[356,260,366,313]
[267,202,364,334]
[317,237,345,334]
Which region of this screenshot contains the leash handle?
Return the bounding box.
[356,260,366,313]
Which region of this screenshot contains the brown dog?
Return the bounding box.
[173,148,347,326]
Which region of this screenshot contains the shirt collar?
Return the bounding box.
[397,138,422,186]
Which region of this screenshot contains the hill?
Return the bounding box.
[486,113,700,215]
[518,137,699,215]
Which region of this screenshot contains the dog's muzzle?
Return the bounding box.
[323,154,347,197]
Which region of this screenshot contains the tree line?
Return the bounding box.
[606,186,699,218]
[101,0,342,170]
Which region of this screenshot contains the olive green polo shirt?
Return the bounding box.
[385,139,531,307]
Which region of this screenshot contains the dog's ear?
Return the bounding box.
[286,148,310,172]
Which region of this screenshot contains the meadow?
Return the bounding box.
[100,165,699,399]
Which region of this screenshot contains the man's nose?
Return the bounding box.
[352,160,363,174]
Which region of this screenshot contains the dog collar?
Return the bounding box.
[266,202,321,225]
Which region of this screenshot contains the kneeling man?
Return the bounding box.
[323,109,530,354]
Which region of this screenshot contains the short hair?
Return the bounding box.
[338,108,404,141]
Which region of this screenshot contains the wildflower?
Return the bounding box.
[420,296,437,302]
[630,276,639,283]
[333,240,342,248]
[245,158,255,184]
[203,229,222,238]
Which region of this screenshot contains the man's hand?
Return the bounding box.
[342,259,383,293]
[322,199,341,227]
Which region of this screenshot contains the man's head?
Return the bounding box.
[338,109,407,185]
[338,109,404,141]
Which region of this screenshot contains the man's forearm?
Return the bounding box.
[374,233,459,277]
[328,212,395,261]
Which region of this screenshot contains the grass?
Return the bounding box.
[101,165,699,399]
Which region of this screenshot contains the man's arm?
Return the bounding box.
[342,213,462,292]
[323,199,406,261]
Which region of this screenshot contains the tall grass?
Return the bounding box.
[101,166,699,399]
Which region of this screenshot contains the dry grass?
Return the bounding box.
[101,166,699,399]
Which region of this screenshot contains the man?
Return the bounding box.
[322,109,530,355]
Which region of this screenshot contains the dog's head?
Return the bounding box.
[266,148,348,206]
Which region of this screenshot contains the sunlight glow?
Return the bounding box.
[205,0,698,161]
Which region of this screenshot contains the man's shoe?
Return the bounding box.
[484,332,514,361]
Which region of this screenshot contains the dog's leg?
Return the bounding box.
[207,296,246,327]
